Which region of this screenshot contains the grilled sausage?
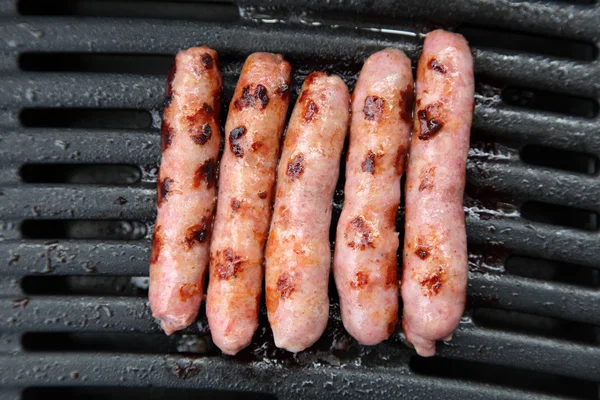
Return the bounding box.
[401,30,474,356]
[149,47,222,335]
[333,49,413,345]
[207,53,292,355]
[265,72,350,352]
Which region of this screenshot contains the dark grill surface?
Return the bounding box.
[0,0,599,399]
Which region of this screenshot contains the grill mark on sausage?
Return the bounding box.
[420,266,445,296]
[214,248,244,280]
[233,84,269,110]
[303,100,319,122]
[429,58,447,73]
[419,166,435,192]
[158,177,176,206]
[361,150,377,174]
[184,217,209,249]
[258,191,268,199]
[350,271,369,289]
[150,225,164,264]
[161,120,174,151]
[417,103,444,140]
[274,81,290,99]
[345,216,376,250]
[287,153,305,180]
[165,63,177,104]
[231,198,241,212]
[399,84,414,123]
[193,158,216,189]
[190,123,212,145]
[250,141,263,152]
[363,96,385,122]
[386,262,398,286]
[179,283,201,301]
[304,72,323,86]
[229,126,246,157]
[201,53,214,69]
[187,103,214,125]
[277,272,295,299]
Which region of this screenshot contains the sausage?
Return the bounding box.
[401,30,474,356]
[207,53,292,355]
[148,47,222,335]
[333,49,413,345]
[265,72,350,352]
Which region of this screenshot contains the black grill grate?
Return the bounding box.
[0,0,599,398]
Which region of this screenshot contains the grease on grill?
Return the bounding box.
[234,84,269,110]
[363,96,385,121]
[418,103,444,140]
[184,218,209,249]
[214,248,244,280]
[193,159,216,189]
[190,123,211,145]
[345,216,375,250]
[350,271,369,289]
[229,126,246,157]
[287,153,305,180]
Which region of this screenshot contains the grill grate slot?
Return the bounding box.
[501,87,598,119]
[20,108,153,130]
[17,0,239,21]
[21,276,149,296]
[520,202,599,231]
[410,356,599,399]
[520,145,598,175]
[22,387,277,400]
[505,256,600,288]
[20,164,142,185]
[20,220,147,240]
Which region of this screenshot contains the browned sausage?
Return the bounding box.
[149,47,222,335]
[207,53,292,355]
[265,72,350,352]
[333,49,413,345]
[402,30,474,356]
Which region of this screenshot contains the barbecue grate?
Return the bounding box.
[0,0,599,399]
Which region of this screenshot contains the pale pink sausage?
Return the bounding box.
[265,72,350,352]
[149,47,222,335]
[333,49,413,345]
[207,53,292,355]
[401,30,474,356]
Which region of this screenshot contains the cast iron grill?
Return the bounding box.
[0,0,599,398]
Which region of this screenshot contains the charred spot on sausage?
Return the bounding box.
[161,120,174,151]
[193,158,216,189]
[183,218,209,249]
[303,100,319,122]
[234,84,269,110]
[231,198,241,212]
[201,53,214,69]
[158,177,175,206]
[417,103,444,140]
[179,283,201,301]
[350,271,369,289]
[429,58,447,73]
[415,248,430,260]
[419,166,435,191]
[363,96,385,122]
[229,126,246,157]
[215,248,244,280]
[362,150,377,174]
[345,216,376,250]
[420,266,445,296]
[258,191,268,199]
[286,153,305,180]
[150,225,164,264]
[275,81,290,99]
[190,123,211,145]
[277,272,295,299]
